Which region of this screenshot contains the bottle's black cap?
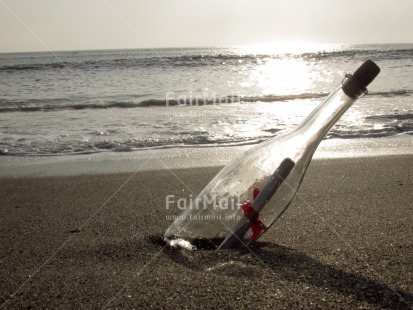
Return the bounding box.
[342,60,380,99]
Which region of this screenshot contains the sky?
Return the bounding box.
[0,0,412,53]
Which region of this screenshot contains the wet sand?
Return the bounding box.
[0,155,412,308]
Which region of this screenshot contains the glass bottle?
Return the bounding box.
[164,60,380,250]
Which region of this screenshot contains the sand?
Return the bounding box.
[0,155,412,309]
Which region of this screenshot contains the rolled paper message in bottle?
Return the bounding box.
[164,60,380,250]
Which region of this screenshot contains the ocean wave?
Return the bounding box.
[1,120,411,156]
[326,127,412,139]
[1,90,411,113]
[369,90,413,97]
[2,47,412,72]
[0,101,142,113]
[366,113,413,121]
[0,54,259,72]
[0,136,265,156]
[0,93,330,112]
[301,47,413,61]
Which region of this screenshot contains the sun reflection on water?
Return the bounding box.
[248,58,313,95]
[233,41,346,96]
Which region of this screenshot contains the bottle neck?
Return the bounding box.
[295,83,363,148]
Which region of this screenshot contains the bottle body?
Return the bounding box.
[164,60,380,249]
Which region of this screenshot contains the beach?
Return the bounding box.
[1,43,412,308]
[1,154,412,309]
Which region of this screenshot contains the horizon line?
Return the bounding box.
[1,42,413,55]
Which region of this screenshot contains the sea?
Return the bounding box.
[0,43,412,157]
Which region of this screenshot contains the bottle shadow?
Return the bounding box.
[163,240,413,309]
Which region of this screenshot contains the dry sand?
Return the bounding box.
[0,155,412,309]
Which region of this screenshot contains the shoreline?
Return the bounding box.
[0,135,412,178]
[1,154,412,308]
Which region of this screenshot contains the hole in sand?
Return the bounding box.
[191,238,224,250]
